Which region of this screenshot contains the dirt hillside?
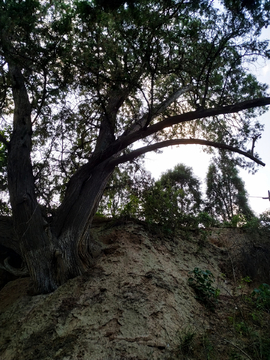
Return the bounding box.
[0,219,269,360]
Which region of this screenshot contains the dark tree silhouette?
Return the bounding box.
[205,153,254,222]
[1,0,270,293]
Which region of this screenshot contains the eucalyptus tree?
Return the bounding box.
[205,153,254,222]
[142,164,202,229]
[1,0,270,293]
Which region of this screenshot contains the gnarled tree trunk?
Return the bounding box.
[6,155,115,294]
[4,63,116,293]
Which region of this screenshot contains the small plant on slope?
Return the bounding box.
[188,267,220,311]
[252,283,270,312]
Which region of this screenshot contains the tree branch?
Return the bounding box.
[154,85,194,116]
[109,138,265,167]
[118,97,270,149]
[123,85,193,135]
[66,96,270,188]
[32,69,47,125]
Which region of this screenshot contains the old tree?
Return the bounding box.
[1,0,270,293]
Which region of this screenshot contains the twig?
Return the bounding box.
[223,339,253,360]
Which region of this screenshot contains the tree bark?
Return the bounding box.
[6,65,58,292]
[53,160,115,276]
[5,156,115,294]
[4,63,117,293]
[3,63,270,294]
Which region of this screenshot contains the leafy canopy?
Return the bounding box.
[99,162,220,231]
[142,164,202,228]
[205,152,255,222]
[0,0,270,211]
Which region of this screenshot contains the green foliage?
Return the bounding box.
[142,164,203,232]
[120,193,141,217]
[178,329,195,357]
[201,334,215,360]
[259,210,270,232]
[188,267,220,310]
[168,278,270,360]
[1,0,270,214]
[98,160,152,218]
[205,152,254,223]
[248,333,270,360]
[241,275,253,285]
[234,321,250,336]
[99,163,204,232]
[226,279,270,360]
[0,0,270,299]
[142,181,184,231]
[242,210,270,236]
[99,158,258,233]
[242,216,261,230]
[252,283,270,312]
[223,214,255,228]
[196,212,218,228]
[229,316,270,360]
[0,139,7,170]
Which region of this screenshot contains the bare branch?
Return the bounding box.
[123,85,193,135]
[118,97,270,149]
[110,138,265,167]
[32,69,47,125]
[155,86,194,117]
[223,339,253,360]
[250,134,260,156]
[68,97,270,184]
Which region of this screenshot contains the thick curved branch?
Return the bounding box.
[66,96,270,193]
[117,97,270,149]
[110,138,265,167]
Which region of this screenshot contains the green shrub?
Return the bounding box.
[188,267,220,310]
[252,283,270,312]
[196,212,218,228]
[178,329,195,356]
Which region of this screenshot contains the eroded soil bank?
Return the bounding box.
[0,220,269,360]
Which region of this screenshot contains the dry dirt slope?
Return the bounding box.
[0,219,269,360]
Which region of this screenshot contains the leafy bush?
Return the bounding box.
[178,329,195,356]
[252,283,270,312]
[259,210,270,233]
[188,267,220,310]
[242,216,261,230]
[142,164,203,232]
[196,212,218,228]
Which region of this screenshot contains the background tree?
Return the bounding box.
[97,158,153,218]
[259,210,270,232]
[142,164,202,230]
[205,152,254,223]
[0,0,270,293]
